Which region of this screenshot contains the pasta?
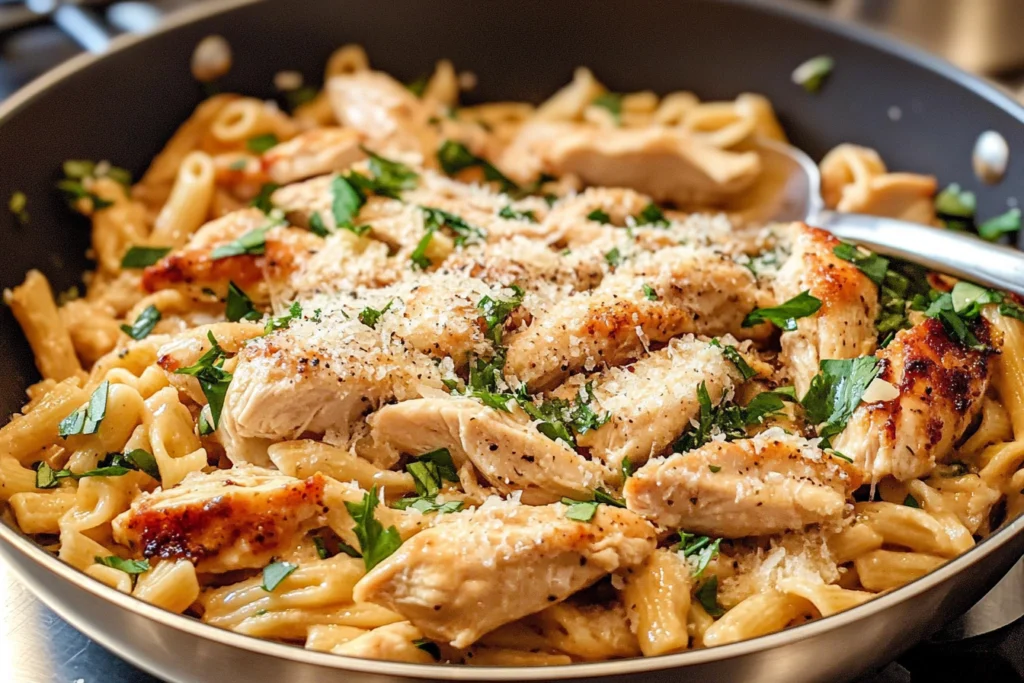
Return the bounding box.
[1,44,1022,668]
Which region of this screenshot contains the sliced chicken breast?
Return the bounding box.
[505,246,767,391]
[369,397,612,504]
[504,123,761,207]
[142,209,320,299]
[112,467,326,573]
[326,70,436,159]
[623,429,861,537]
[832,317,995,481]
[263,127,365,185]
[353,500,656,648]
[576,336,741,469]
[774,223,879,395]
[219,308,444,466]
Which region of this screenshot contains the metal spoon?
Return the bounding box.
[756,137,1024,296]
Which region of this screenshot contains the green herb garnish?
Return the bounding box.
[743,291,822,331]
[345,486,402,571]
[261,560,297,591]
[120,246,171,268]
[120,305,161,340]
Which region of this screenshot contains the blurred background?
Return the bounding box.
[0,1,1021,682]
[1,0,1023,100]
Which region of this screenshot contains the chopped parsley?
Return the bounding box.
[210,225,271,259]
[95,556,150,575]
[406,448,459,496]
[477,285,525,345]
[590,92,623,124]
[308,211,329,237]
[361,148,420,198]
[635,202,669,227]
[120,305,161,340]
[264,301,302,335]
[225,282,261,322]
[832,242,889,286]
[678,532,723,578]
[9,191,28,225]
[642,284,659,301]
[358,300,393,328]
[826,449,854,463]
[36,449,160,488]
[57,159,131,212]
[903,493,920,509]
[710,339,756,380]
[246,133,279,154]
[498,205,537,222]
[174,331,233,429]
[228,158,248,171]
[621,456,635,480]
[261,560,297,591]
[120,246,171,268]
[978,208,1021,242]
[801,356,881,447]
[413,638,442,661]
[331,174,365,228]
[422,206,485,246]
[674,382,791,452]
[587,208,611,224]
[249,182,279,214]
[562,498,599,522]
[695,575,725,617]
[58,381,109,438]
[921,290,988,351]
[437,140,518,193]
[934,183,976,231]
[792,55,834,93]
[517,382,610,447]
[346,486,403,571]
[410,227,435,270]
[604,247,623,268]
[742,291,822,331]
[405,76,428,97]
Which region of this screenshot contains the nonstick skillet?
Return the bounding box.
[0,1,1022,681]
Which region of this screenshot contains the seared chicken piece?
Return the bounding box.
[219,309,444,466]
[326,70,436,158]
[281,230,399,300]
[505,246,767,391]
[112,467,326,573]
[369,397,612,504]
[353,500,656,648]
[503,123,761,207]
[832,317,994,481]
[263,127,365,185]
[624,429,862,537]
[141,208,320,299]
[576,336,741,469]
[774,224,879,395]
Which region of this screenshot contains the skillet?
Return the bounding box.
[0,1,1022,681]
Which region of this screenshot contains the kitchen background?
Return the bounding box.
[0,1,1022,681]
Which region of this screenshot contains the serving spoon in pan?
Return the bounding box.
[754,137,1024,297]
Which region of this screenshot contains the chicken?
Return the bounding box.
[832,317,995,481]
[263,127,365,185]
[141,208,321,299]
[353,500,656,648]
[219,307,444,466]
[623,429,862,537]
[505,246,768,391]
[575,336,741,470]
[774,224,879,395]
[502,123,761,207]
[326,70,436,159]
[369,397,611,504]
[111,467,326,573]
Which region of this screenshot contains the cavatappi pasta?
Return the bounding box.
[2,44,1023,666]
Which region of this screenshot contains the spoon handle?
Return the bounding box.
[818,210,1024,297]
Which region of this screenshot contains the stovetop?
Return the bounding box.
[0,2,1021,682]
